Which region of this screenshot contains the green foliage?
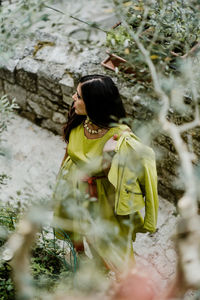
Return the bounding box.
[0,205,74,297]
[106,0,200,139]
[0,262,15,300]
[30,244,68,292]
[0,95,18,135]
[0,206,18,299]
[0,174,11,186]
[0,95,18,192]
[107,0,200,79]
[0,206,18,235]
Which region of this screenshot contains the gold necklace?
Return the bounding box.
[84,118,102,134]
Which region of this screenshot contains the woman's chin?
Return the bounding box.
[75,110,82,116]
[75,109,86,116]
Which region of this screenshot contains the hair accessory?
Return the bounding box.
[84,117,102,134]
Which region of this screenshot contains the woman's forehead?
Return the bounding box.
[77,83,82,94]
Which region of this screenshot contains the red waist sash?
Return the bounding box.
[82,175,106,199]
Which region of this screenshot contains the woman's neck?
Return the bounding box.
[83,118,109,139]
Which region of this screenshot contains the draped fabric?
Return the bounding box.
[53,122,158,272]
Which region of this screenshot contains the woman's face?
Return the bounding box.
[72,83,87,115]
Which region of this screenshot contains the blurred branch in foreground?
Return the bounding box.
[3,218,37,300]
[113,0,200,296]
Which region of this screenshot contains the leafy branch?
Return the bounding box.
[113,0,200,293]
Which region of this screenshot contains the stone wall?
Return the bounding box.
[1,34,199,203]
[0,33,110,131]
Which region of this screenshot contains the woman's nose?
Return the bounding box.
[72,93,77,101]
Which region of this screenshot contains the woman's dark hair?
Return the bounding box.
[63,74,126,142]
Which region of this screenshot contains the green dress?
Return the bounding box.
[53,122,135,272]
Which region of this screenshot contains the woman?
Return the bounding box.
[53,74,158,273]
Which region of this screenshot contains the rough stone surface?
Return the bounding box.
[26,92,58,111]
[27,92,46,105]
[155,143,179,176]
[20,111,36,122]
[52,112,67,124]
[63,94,74,106]
[45,99,59,111]
[16,56,40,74]
[0,59,18,83]
[16,57,40,92]
[41,118,62,135]
[27,99,52,119]
[0,79,4,97]
[38,76,62,96]
[134,197,178,289]
[59,75,74,96]
[154,134,176,153]
[158,167,183,190]
[63,47,105,75]
[35,45,70,65]
[38,63,66,96]
[4,81,27,110]
[38,85,61,103]
[0,114,64,207]
[191,138,200,157]
[57,107,69,115]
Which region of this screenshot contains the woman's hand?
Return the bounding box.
[102,135,118,174]
[103,134,119,152]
